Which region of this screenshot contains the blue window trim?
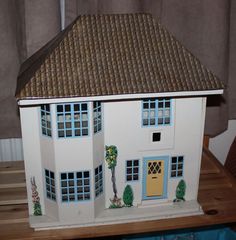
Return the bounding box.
[126,159,139,182]
[60,170,91,203]
[93,101,102,134]
[41,104,52,137]
[56,102,89,138]
[142,156,169,200]
[170,156,184,178]
[45,169,56,201]
[94,164,103,197]
[142,98,172,127]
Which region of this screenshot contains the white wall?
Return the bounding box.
[0,138,23,162]
[20,107,45,215]
[20,97,206,225]
[210,120,236,164]
[103,97,205,207]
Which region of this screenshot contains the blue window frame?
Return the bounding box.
[60,171,90,202]
[93,101,102,133]
[45,169,56,201]
[94,164,103,197]
[126,160,139,181]
[142,98,171,127]
[170,156,184,178]
[41,104,52,137]
[56,102,89,138]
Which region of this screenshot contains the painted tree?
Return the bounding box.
[30,177,42,216]
[174,179,186,202]
[105,145,121,207]
[123,185,134,207]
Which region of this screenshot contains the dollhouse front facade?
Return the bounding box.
[16,13,224,229]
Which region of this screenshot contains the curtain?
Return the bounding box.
[0,0,235,138]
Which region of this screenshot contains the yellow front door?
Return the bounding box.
[146,160,164,196]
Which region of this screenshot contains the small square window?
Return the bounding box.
[152,132,161,142]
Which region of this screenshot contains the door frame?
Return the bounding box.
[142,156,169,200]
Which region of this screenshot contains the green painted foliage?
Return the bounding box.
[105,145,118,169]
[34,202,42,216]
[175,179,186,202]
[123,185,134,207]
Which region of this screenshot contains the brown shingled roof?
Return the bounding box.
[16,13,224,101]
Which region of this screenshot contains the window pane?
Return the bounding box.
[143,102,149,109]
[66,130,72,137]
[81,104,87,111]
[65,105,71,112]
[57,105,63,112]
[75,129,81,136]
[82,129,88,136]
[74,104,80,111]
[84,171,89,178]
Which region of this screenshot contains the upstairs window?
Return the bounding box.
[41,104,52,137]
[93,102,102,133]
[56,103,89,138]
[142,98,171,127]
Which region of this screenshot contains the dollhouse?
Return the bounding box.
[16,13,224,229]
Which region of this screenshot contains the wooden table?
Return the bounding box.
[0,147,236,239]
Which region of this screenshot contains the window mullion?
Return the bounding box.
[156,99,158,127]
[74,172,77,202]
[71,103,74,137]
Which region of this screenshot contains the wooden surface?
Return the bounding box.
[0,148,236,239]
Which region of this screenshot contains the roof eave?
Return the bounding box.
[17,89,224,106]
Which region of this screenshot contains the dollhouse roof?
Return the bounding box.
[16,13,224,102]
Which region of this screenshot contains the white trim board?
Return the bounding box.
[18,89,223,106]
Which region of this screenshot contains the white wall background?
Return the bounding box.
[0,138,23,161]
[209,120,236,165]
